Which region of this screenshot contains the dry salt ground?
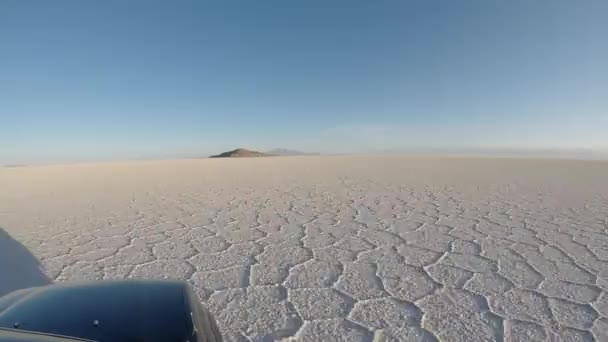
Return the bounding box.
[1,157,607,341]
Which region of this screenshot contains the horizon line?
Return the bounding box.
[3,146,608,167]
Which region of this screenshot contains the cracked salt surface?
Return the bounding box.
[1,156,608,341]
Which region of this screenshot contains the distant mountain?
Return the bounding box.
[266,148,319,156]
[209,148,274,158]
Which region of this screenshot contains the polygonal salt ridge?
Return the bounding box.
[436,216,477,230]
[414,223,454,235]
[439,252,497,273]
[334,261,390,301]
[136,221,187,235]
[131,234,166,246]
[301,214,343,228]
[206,286,302,340]
[175,213,214,228]
[484,213,526,228]
[538,244,575,263]
[551,262,597,285]
[396,244,443,267]
[548,298,599,330]
[353,207,380,227]
[464,272,514,296]
[288,288,354,320]
[592,317,608,342]
[32,240,72,259]
[355,245,403,265]
[493,248,544,290]
[592,291,608,316]
[505,319,547,341]
[97,243,155,267]
[102,265,133,280]
[250,244,313,285]
[488,288,555,326]
[252,222,288,236]
[549,239,602,264]
[535,228,574,245]
[589,243,608,261]
[506,243,597,285]
[372,201,401,217]
[356,228,407,247]
[219,218,261,232]
[387,219,425,234]
[538,280,602,304]
[130,259,195,279]
[219,227,267,243]
[284,259,343,288]
[162,225,216,240]
[189,241,263,272]
[292,319,373,342]
[254,214,289,230]
[448,225,488,241]
[554,242,608,276]
[404,212,444,225]
[475,220,514,239]
[323,222,364,240]
[56,260,103,281]
[348,297,423,330]
[571,253,608,277]
[281,212,316,226]
[542,233,602,263]
[547,327,595,341]
[377,262,440,302]
[425,264,473,288]
[91,224,134,237]
[257,232,306,250]
[479,237,514,259]
[39,253,74,279]
[451,239,482,255]
[71,247,121,262]
[478,222,547,247]
[312,246,357,263]
[417,288,502,342]
[401,230,455,253]
[333,235,375,254]
[190,265,246,291]
[303,230,338,248]
[374,326,439,342]
[152,239,197,259]
[191,235,231,253]
[572,229,608,245]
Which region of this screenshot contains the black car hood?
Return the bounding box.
[0,280,196,342]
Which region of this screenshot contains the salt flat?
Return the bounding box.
[1,156,607,341]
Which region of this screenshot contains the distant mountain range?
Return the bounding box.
[209,148,319,158]
[266,148,320,156]
[209,148,273,158]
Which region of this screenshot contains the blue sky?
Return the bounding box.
[1,1,607,163]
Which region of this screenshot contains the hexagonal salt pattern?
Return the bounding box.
[1,157,607,341]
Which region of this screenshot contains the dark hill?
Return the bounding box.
[209,148,274,158]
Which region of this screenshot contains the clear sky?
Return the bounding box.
[1,1,607,164]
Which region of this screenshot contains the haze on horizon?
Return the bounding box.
[1,1,607,165]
